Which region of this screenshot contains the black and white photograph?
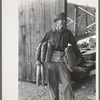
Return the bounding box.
[18,0,97,100]
[3,0,98,100]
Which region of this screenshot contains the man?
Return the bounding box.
[37,12,82,100]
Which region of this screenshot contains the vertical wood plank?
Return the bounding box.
[73,5,76,35]
[44,0,51,32]
[32,0,41,81]
[55,0,59,15]
[50,0,56,29]
[75,5,79,36]
[27,2,33,81]
[29,2,36,81]
[58,0,64,13]
[19,0,28,80]
[86,8,88,32]
[23,0,31,81]
[19,0,25,80]
[40,0,45,36]
[27,2,32,81]
[23,5,27,80]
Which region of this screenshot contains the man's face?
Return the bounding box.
[55,19,66,31]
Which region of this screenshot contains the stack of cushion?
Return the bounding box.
[35,42,52,63]
[64,46,78,72]
[64,46,95,79]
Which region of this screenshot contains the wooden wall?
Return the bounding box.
[18,0,64,81]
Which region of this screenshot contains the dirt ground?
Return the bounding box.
[18,70,96,100]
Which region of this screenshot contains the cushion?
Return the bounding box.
[64,46,78,72]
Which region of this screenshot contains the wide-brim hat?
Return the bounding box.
[54,12,66,22]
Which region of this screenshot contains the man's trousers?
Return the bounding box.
[47,61,75,100]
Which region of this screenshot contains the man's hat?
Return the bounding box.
[54,12,66,22]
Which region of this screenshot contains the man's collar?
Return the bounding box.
[52,27,66,33]
[56,27,65,33]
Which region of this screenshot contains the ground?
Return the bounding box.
[19,70,96,100]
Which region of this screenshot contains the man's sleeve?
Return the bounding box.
[40,32,50,43]
[68,31,82,58]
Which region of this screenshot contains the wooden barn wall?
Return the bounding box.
[18,0,64,81]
